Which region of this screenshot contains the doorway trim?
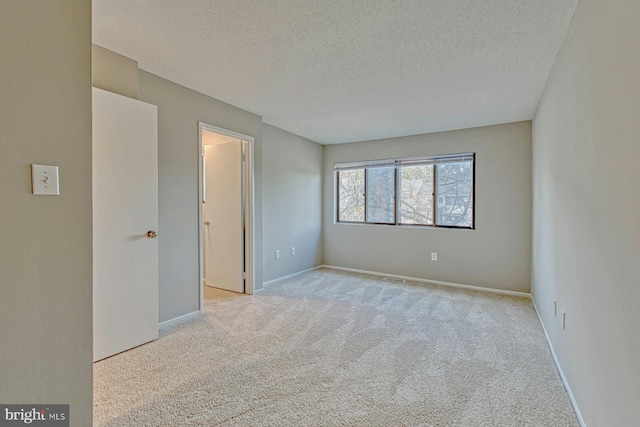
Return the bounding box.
[197,122,255,313]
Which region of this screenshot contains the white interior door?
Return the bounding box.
[92,87,159,362]
[204,141,244,293]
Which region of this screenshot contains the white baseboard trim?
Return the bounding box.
[531,299,586,427]
[321,265,531,298]
[158,310,201,329]
[261,265,324,288]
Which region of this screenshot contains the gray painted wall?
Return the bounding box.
[532,0,640,424]
[138,71,264,322]
[0,2,93,425]
[262,124,323,283]
[323,122,532,293]
[92,44,139,99]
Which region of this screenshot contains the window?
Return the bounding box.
[366,166,395,223]
[337,169,364,222]
[335,153,474,229]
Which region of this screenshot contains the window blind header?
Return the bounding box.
[335,153,474,171]
[334,159,396,171]
[397,153,475,167]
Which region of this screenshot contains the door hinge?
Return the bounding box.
[242,272,246,280]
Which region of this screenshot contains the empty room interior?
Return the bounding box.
[1,0,639,426]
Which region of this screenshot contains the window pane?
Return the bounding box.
[398,165,434,225]
[435,161,473,227]
[365,167,395,223]
[338,169,365,222]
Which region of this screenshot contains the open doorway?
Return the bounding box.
[198,122,255,313]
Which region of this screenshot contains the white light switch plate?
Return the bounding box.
[32,164,59,195]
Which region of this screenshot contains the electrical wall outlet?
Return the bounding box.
[291,247,296,256]
[275,250,280,260]
[431,252,437,261]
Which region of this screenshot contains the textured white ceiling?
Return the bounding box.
[93,0,577,144]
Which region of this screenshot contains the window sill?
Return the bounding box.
[333,221,474,231]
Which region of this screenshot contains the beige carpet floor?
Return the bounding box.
[94,268,578,426]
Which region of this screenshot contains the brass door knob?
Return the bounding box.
[146,230,158,238]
